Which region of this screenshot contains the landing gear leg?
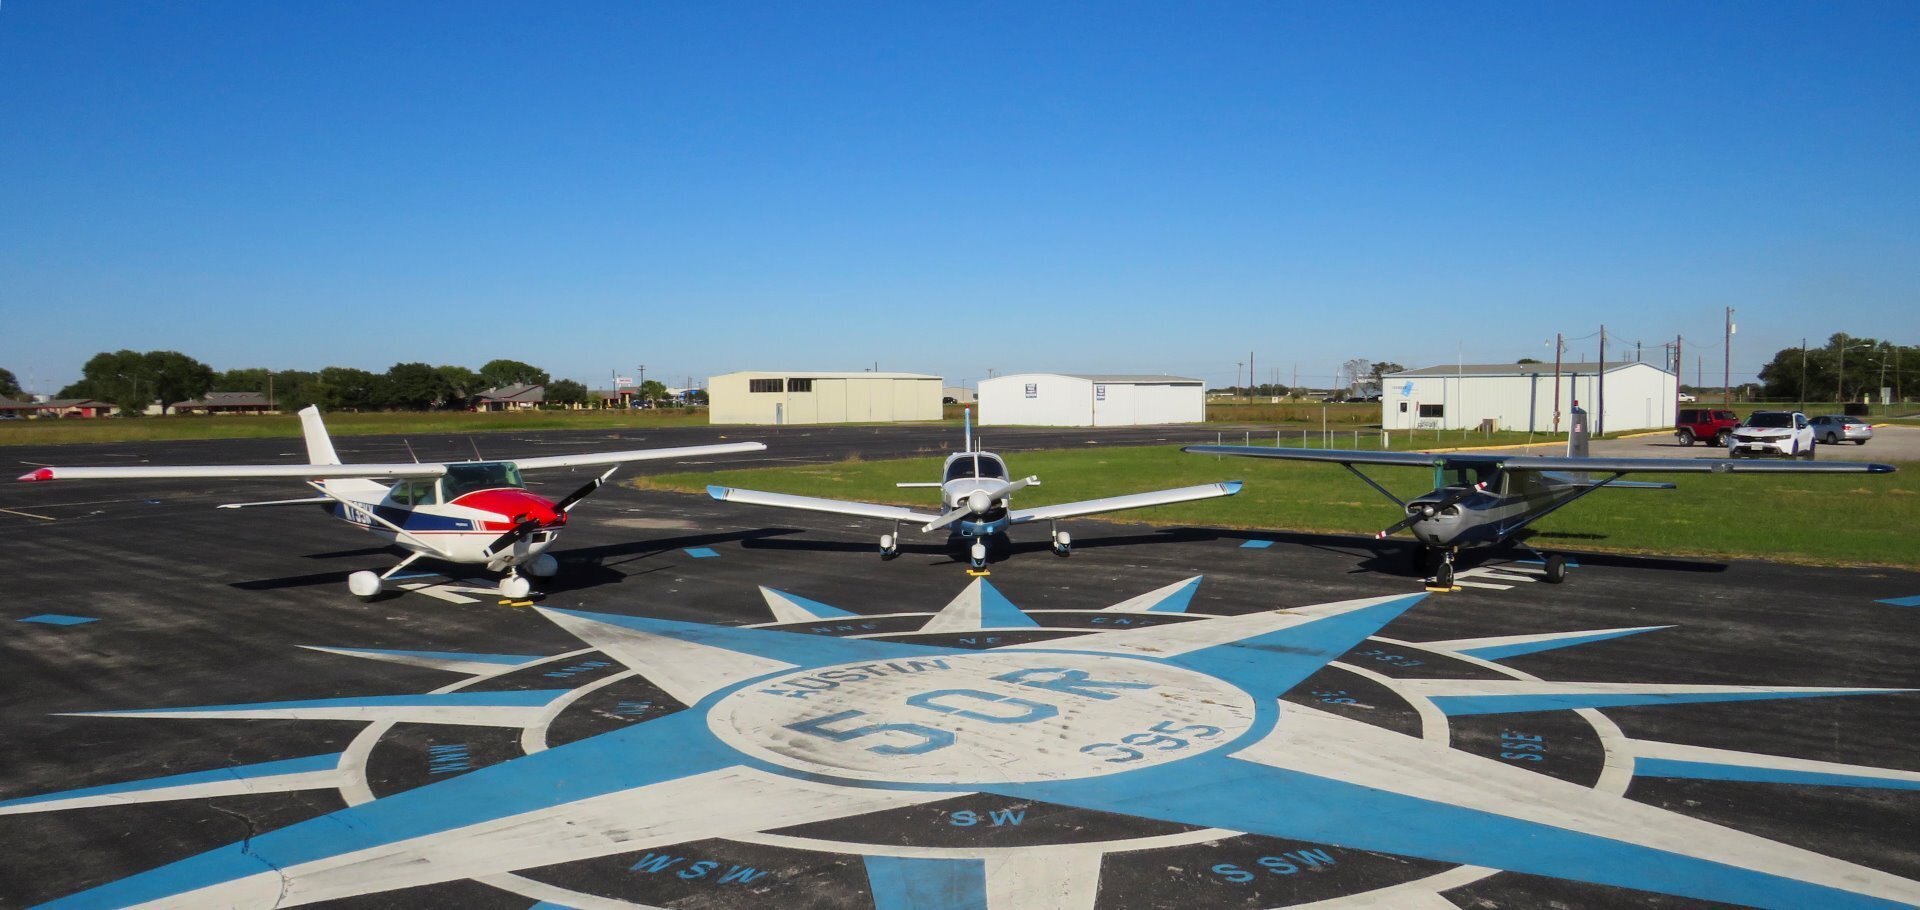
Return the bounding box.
[1518,541,1568,584]
[1050,521,1071,557]
[348,553,424,601]
[1432,551,1456,589]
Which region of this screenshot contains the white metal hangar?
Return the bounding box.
[707,371,944,425]
[978,374,1206,426]
[1380,361,1677,434]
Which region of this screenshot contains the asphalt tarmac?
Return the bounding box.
[2,425,1916,910]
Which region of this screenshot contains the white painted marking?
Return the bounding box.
[0,765,347,816]
[521,670,639,755]
[1453,580,1514,590]
[1396,679,1907,702]
[146,767,948,908]
[1233,705,1920,903]
[67,702,552,727]
[985,846,1102,910]
[394,581,495,604]
[918,578,990,632]
[1009,593,1416,659]
[1418,626,1672,656]
[1292,885,1470,909]
[0,506,56,521]
[1100,576,1201,612]
[711,652,1255,786]
[299,646,538,677]
[1629,739,1920,785]
[536,608,793,706]
[759,586,840,623]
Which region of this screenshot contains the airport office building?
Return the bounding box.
[707,371,943,425]
[1380,362,1678,434]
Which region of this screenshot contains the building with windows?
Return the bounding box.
[707,371,943,424]
[1380,362,1678,434]
[977,374,1205,426]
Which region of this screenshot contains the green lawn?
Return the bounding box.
[637,445,1920,569]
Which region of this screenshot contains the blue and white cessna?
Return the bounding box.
[709,411,1240,569]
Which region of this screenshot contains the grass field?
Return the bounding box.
[637,445,1920,569]
[0,409,719,446]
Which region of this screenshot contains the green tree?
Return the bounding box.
[636,379,668,405]
[436,365,483,409]
[144,351,215,413]
[383,362,452,410]
[212,368,271,392]
[478,359,550,391]
[547,379,590,407]
[316,366,381,410]
[72,350,153,414]
[0,367,21,399]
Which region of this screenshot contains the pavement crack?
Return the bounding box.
[208,802,294,906]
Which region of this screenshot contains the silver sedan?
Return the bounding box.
[1808,414,1873,445]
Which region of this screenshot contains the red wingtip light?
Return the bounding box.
[18,468,54,482]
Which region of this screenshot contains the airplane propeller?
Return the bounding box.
[1374,481,1486,539]
[484,468,619,557]
[921,476,1040,533]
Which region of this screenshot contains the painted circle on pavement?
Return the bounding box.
[707,651,1259,786]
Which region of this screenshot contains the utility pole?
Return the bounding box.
[1597,324,1607,436]
[1723,307,1734,406]
[1675,334,1683,378]
[1248,351,1255,403]
[1552,332,1563,432]
[1236,362,1244,396]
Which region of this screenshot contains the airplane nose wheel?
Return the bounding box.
[498,572,532,600]
[1431,550,1457,589]
[879,533,899,560]
[969,541,988,570]
[1543,553,1567,584]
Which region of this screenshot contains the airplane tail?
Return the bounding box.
[964,407,973,452]
[300,406,343,466]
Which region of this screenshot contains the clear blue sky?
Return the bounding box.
[2,1,1915,393]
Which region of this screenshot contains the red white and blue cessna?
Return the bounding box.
[17,406,766,599]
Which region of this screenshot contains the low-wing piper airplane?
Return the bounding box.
[1185,407,1895,587]
[708,411,1241,569]
[16,406,767,599]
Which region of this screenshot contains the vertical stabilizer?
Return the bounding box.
[964,407,973,452]
[300,406,343,466]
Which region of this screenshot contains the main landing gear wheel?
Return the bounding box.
[1543,553,1567,584]
[879,533,899,561]
[969,541,988,570]
[1052,530,1072,557]
[498,574,532,600]
[524,554,559,578]
[347,571,382,601]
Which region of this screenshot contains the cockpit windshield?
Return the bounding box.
[945,454,1008,482]
[441,462,524,499]
[1438,462,1500,492]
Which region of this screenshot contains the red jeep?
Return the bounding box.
[1675,407,1739,447]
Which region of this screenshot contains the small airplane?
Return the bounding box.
[17,406,767,600]
[708,410,1241,570]
[1185,405,1896,587]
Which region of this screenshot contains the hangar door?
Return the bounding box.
[1091,382,1136,426]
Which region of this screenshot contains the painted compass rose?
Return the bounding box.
[5,577,1919,908]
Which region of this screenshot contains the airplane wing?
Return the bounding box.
[510,441,767,471]
[1183,445,1897,475]
[707,485,942,523]
[18,463,447,482]
[1009,481,1242,524]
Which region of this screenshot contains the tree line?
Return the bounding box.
[1757,334,1915,402]
[17,351,614,415]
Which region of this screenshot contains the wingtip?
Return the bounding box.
[1222,480,1244,495]
[1869,463,1897,474]
[706,485,729,500]
[17,467,53,482]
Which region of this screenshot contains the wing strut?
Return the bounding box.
[304,482,454,560]
[1494,471,1627,539]
[1342,463,1406,508]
